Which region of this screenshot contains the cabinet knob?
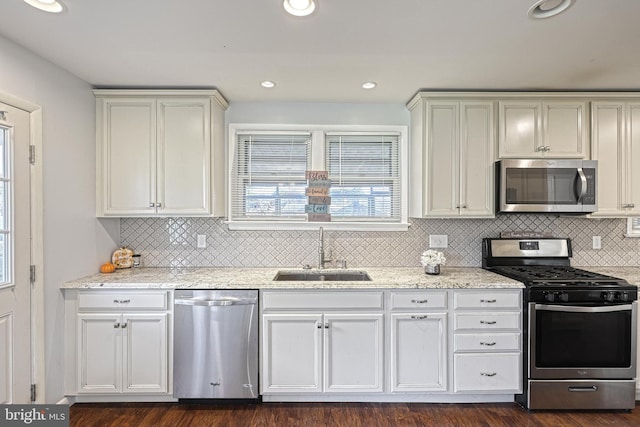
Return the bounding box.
[121,322,128,329]
[480,372,497,377]
[156,202,163,208]
[480,341,497,346]
[149,203,155,208]
[324,323,329,329]
[113,322,120,328]
[317,322,322,329]
[411,299,429,304]
[480,299,497,303]
[461,204,467,209]
[480,320,497,325]
[410,315,428,320]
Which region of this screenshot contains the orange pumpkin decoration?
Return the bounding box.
[100,262,116,274]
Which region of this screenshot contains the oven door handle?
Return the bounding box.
[535,304,634,313]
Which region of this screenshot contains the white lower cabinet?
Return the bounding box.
[454,353,521,392]
[261,294,384,395]
[390,312,447,392]
[65,290,172,398]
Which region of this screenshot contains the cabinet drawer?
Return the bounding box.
[454,333,521,352]
[261,291,384,310]
[77,292,169,310]
[390,291,447,309]
[454,353,521,392]
[454,312,521,331]
[453,291,521,310]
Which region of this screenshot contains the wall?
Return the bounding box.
[122,216,640,268]
[0,35,118,403]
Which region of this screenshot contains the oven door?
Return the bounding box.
[529,302,637,379]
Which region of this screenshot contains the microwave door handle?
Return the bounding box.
[576,168,587,203]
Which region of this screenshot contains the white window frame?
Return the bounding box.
[625,217,640,237]
[227,124,409,231]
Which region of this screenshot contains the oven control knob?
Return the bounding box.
[558,292,569,302]
[602,291,615,302]
[621,292,629,302]
[544,292,556,302]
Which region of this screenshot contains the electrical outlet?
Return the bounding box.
[197,234,207,249]
[429,234,448,248]
[592,236,601,250]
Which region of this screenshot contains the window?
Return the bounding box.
[326,133,399,221]
[626,217,640,237]
[0,126,9,285]
[228,125,408,230]
[230,132,311,221]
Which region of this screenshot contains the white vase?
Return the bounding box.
[424,264,441,275]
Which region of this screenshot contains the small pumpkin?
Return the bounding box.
[100,262,116,274]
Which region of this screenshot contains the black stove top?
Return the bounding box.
[482,237,637,304]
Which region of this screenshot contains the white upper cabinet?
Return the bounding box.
[95,90,228,217]
[409,96,495,218]
[591,101,640,217]
[498,100,588,158]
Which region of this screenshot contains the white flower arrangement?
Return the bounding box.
[421,250,446,266]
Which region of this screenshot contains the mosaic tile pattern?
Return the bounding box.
[120,216,640,268]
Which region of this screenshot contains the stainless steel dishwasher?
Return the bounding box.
[174,290,259,400]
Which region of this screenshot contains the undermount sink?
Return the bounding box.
[273,270,372,282]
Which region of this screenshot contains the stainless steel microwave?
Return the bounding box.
[497,159,597,213]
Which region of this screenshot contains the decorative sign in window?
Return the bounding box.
[305,170,331,222]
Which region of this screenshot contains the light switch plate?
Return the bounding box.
[429,234,448,248]
[592,236,601,250]
[197,234,207,249]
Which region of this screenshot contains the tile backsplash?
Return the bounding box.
[120,216,640,268]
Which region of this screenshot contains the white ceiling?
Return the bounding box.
[1,0,639,104]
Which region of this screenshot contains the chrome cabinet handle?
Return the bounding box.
[480,320,497,325]
[149,203,155,207]
[210,382,221,386]
[324,323,329,329]
[317,322,322,329]
[568,385,598,392]
[411,299,429,304]
[114,322,120,328]
[113,299,131,304]
[411,315,428,320]
[121,322,128,329]
[156,202,163,208]
[480,372,497,377]
[480,299,496,303]
[536,146,545,152]
[480,342,496,346]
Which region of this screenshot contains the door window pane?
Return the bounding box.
[0,127,9,286]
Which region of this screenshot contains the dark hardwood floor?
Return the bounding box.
[69,402,640,427]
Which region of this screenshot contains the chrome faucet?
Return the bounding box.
[318,226,333,269]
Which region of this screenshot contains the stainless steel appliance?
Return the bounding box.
[497,159,597,213]
[174,290,259,400]
[483,237,637,410]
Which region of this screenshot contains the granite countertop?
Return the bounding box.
[581,266,640,286]
[61,266,524,290]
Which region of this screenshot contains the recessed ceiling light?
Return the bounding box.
[528,0,574,19]
[23,0,66,13]
[283,0,317,17]
[362,82,377,90]
[261,81,276,88]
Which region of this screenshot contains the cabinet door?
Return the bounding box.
[426,102,459,216]
[390,313,447,392]
[261,314,322,394]
[122,314,168,393]
[591,102,625,216]
[460,102,495,217]
[324,314,384,393]
[77,314,122,394]
[543,101,588,158]
[498,101,541,158]
[98,98,157,216]
[157,98,211,215]
[626,103,640,215]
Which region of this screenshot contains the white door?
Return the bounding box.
[123,313,168,393]
[261,314,322,394]
[391,313,447,392]
[0,103,31,403]
[77,313,122,394]
[542,101,588,158]
[498,101,542,158]
[324,314,384,393]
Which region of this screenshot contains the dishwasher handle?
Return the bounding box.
[175,297,257,307]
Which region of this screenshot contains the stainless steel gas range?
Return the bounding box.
[483,237,638,410]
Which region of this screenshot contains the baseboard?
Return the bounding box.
[261,394,515,403]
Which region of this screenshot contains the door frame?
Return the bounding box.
[0,91,44,403]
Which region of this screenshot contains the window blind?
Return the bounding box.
[230,132,311,220]
[325,133,400,222]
